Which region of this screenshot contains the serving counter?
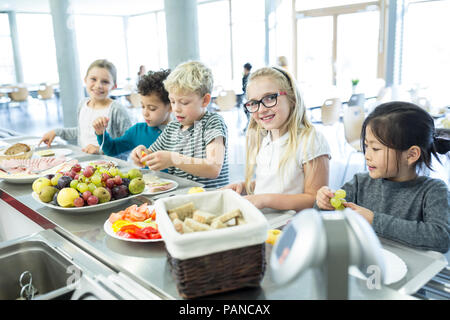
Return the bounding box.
[0,137,447,300]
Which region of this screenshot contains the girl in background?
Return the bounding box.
[223,67,330,212]
[316,101,450,253]
[39,59,131,154]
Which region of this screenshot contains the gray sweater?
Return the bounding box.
[316,173,449,253]
[54,98,132,147]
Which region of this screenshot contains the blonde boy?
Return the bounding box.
[131,61,229,189]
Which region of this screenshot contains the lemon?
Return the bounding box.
[57,187,80,207]
[266,229,282,245]
[32,177,52,194]
[188,187,205,194]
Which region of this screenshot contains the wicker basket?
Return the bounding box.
[167,243,266,299]
[0,150,33,160]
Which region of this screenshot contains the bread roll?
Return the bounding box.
[167,202,195,221]
[210,219,226,229]
[193,210,216,224]
[184,218,211,232]
[214,209,241,223]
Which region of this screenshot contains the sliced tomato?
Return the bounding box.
[150,209,156,221]
[149,233,162,239]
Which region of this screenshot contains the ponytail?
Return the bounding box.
[433,129,450,155]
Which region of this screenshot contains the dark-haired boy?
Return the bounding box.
[93,69,172,159]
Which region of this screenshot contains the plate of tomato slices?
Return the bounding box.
[104,203,162,242]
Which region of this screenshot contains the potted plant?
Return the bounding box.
[351,79,359,93]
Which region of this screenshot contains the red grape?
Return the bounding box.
[87,195,99,206]
[101,173,110,182]
[72,164,82,172]
[83,167,94,178]
[82,191,92,201]
[114,175,123,186]
[73,197,84,207]
[106,178,115,189]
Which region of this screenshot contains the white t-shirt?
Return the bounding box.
[78,102,111,148]
[254,129,331,195]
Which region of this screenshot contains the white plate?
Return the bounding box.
[31,186,150,213]
[0,172,40,184]
[35,148,73,158]
[349,248,408,285]
[103,217,163,243]
[0,159,78,184]
[79,160,119,168]
[142,178,178,196]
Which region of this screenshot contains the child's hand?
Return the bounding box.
[93,117,109,135]
[145,151,174,171]
[221,182,246,195]
[343,202,374,225]
[82,144,100,154]
[39,130,56,147]
[315,186,335,210]
[244,194,266,209]
[130,145,149,167]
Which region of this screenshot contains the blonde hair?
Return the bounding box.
[163,61,213,97]
[86,59,117,86]
[244,67,316,194]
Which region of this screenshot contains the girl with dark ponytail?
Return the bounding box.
[316,101,449,253]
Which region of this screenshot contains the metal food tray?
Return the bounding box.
[380,237,448,295]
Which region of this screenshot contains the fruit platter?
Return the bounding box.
[104,203,162,242]
[31,163,149,213]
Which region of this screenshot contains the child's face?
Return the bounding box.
[168,90,210,129]
[84,67,115,101]
[246,76,291,136]
[141,93,171,127]
[364,125,409,181]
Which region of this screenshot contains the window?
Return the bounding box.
[197,0,265,89]
[198,0,232,87]
[336,10,379,94]
[297,16,334,107]
[295,1,383,106]
[402,0,450,107]
[0,13,14,84]
[127,12,168,86]
[16,13,58,84]
[231,0,265,82]
[74,15,128,86]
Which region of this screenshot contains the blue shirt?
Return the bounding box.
[97,123,163,157]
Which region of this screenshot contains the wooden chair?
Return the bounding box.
[321,98,341,125]
[37,84,54,100]
[341,105,366,184]
[8,86,29,108]
[127,92,142,108]
[215,90,237,112]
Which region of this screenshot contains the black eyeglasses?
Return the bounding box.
[243,91,287,113]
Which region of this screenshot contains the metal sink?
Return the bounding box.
[0,229,163,300]
[0,240,81,300]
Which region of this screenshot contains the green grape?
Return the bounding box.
[98,167,107,174]
[78,174,86,182]
[51,173,62,186]
[70,180,79,189]
[330,197,341,209]
[88,183,96,193]
[118,170,128,179]
[109,167,119,177]
[77,182,89,193]
[334,189,346,199]
[91,175,102,185]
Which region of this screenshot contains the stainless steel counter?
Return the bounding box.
[0,137,440,300]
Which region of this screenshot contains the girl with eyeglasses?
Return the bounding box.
[223,67,331,212]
